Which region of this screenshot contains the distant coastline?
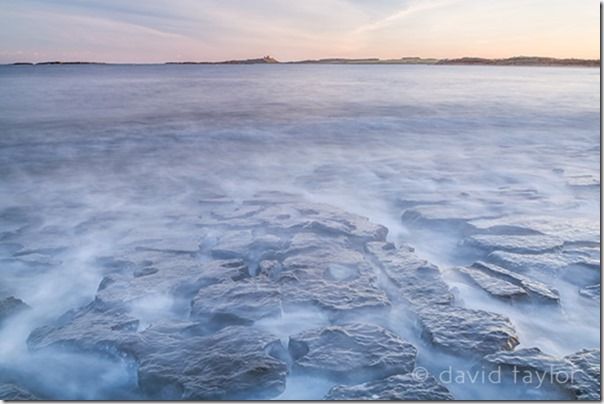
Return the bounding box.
[8,55,599,67]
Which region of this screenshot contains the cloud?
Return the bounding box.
[353,0,456,34]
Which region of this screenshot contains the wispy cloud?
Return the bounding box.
[353,0,456,34]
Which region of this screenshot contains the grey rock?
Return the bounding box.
[28,308,288,400]
[463,234,563,254]
[367,242,519,356]
[366,241,454,306]
[0,383,39,400]
[190,277,281,323]
[204,200,388,242]
[95,258,249,309]
[0,296,30,324]
[324,373,454,400]
[458,266,527,299]
[579,284,600,300]
[564,349,601,400]
[417,305,519,355]
[135,324,288,400]
[484,347,600,400]
[289,323,416,382]
[469,216,599,245]
[277,234,390,313]
[465,262,559,302]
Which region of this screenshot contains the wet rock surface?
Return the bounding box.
[579,284,600,300]
[366,241,519,355]
[0,383,39,400]
[288,323,416,382]
[458,261,559,302]
[417,305,519,355]
[0,296,30,325]
[484,347,601,400]
[324,373,454,400]
[3,196,598,400]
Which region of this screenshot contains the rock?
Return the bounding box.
[190,278,281,323]
[579,284,600,300]
[0,383,38,400]
[469,216,599,245]
[202,200,388,242]
[564,349,601,400]
[95,258,249,309]
[562,243,601,271]
[27,303,140,353]
[135,324,288,400]
[461,262,559,302]
[484,347,600,400]
[288,323,416,383]
[366,241,453,306]
[366,242,520,356]
[210,230,286,262]
[417,305,519,355]
[324,373,454,400]
[28,307,288,400]
[277,234,390,313]
[0,296,30,324]
[463,234,563,254]
[458,266,527,299]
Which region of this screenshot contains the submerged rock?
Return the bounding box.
[324,373,454,400]
[579,284,600,300]
[484,347,601,400]
[367,241,519,356]
[463,234,563,254]
[0,296,30,324]
[288,323,416,383]
[29,308,288,400]
[0,383,39,400]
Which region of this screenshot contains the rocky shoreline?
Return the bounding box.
[1,195,599,400]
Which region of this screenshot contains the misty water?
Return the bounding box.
[0,64,599,400]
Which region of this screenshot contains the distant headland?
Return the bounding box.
[8,55,599,67]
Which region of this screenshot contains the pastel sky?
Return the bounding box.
[0,0,599,63]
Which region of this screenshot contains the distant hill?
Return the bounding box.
[437,56,600,67]
[24,61,106,65]
[166,56,279,65]
[8,56,599,67]
[289,57,438,65]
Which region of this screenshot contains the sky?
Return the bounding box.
[0,0,599,63]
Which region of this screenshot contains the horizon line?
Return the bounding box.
[3,54,601,66]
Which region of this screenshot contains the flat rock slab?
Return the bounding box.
[417,305,519,355]
[463,234,563,254]
[288,323,417,383]
[190,278,282,323]
[484,347,600,400]
[366,241,454,307]
[367,241,520,356]
[459,262,559,302]
[29,309,288,400]
[458,266,527,298]
[324,373,454,400]
[135,324,288,400]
